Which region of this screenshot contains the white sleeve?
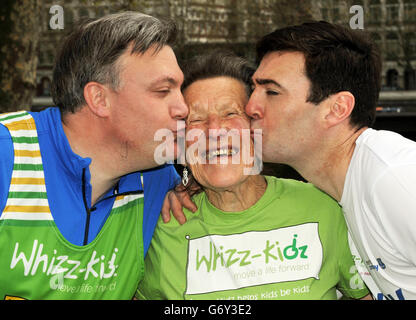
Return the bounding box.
[371,164,416,265]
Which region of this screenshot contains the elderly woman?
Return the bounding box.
[136,51,370,300]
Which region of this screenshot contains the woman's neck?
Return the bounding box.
[205,175,267,212]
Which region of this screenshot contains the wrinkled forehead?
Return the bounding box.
[188,96,246,114]
[184,77,249,114]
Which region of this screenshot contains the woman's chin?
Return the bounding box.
[198,167,248,190]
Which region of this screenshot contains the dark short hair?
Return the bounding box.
[256,21,382,128]
[181,50,255,96]
[51,12,177,114]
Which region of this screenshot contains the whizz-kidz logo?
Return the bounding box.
[193,234,308,273]
[185,223,323,296]
[10,240,119,287]
[154,121,263,175]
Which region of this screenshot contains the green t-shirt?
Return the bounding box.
[137,176,369,300]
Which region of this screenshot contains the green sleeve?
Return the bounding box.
[335,208,370,299]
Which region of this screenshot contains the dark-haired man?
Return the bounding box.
[0,12,188,299]
[246,21,416,300]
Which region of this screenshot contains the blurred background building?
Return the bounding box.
[33,0,416,106]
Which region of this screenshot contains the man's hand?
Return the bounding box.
[161,184,198,224]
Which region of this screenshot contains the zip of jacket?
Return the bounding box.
[81,168,143,245]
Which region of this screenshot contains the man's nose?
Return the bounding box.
[245,93,264,120]
[171,93,189,120]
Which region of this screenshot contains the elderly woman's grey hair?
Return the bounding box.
[51,11,177,114]
[181,50,255,97]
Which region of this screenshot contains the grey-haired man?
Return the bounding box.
[0,12,187,299]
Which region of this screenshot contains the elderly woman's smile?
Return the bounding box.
[183,76,266,210]
[203,145,239,161]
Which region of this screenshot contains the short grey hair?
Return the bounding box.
[51,11,177,114]
[181,50,255,97]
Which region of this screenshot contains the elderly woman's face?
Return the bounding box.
[183,76,254,190]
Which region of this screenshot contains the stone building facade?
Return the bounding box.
[35,0,416,101]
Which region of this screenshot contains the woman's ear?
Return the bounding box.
[324,91,355,128]
[83,82,111,118]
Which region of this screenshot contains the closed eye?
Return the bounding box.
[188,118,203,124]
[154,88,171,97]
[266,90,279,96]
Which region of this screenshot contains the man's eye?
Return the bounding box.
[266,90,279,96]
[156,89,170,95]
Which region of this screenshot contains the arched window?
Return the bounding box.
[404,32,416,58]
[39,77,51,97]
[404,0,416,22]
[38,50,46,66]
[321,7,329,21]
[79,8,89,19]
[46,49,55,66]
[332,7,340,22]
[96,7,106,18]
[386,0,400,23]
[371,33,383,51]
[386,32,400,58]
[369,0,381,23]
[64,9,74,28]
[386,69,399,89]
[404,67,416,90]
